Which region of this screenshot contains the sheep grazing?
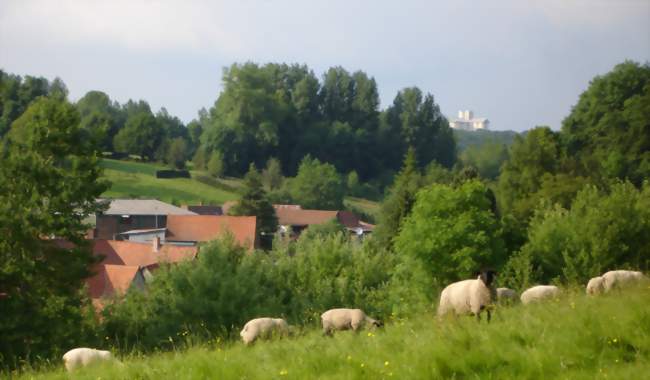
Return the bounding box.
[437,269,497,322]
[240,317,289,345]
[321,308,383,335]
[62,348,115,372]
[496,287,518,304]
[520,285,559,305]
[602,270,647,292]
[586,276,605,295]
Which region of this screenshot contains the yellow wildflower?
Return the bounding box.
[279,369,288,376]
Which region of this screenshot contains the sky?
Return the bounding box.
[1,0,648,132]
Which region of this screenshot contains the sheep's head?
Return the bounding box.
[477,269,497,287]
[372,320,384,329]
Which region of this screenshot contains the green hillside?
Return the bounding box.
[15,289,650,379]
[100,159,240,205]
[99,159,380,216]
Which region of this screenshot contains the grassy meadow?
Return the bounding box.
[99,159,381,217]
[14,288,650,379]
[99,159,240,205]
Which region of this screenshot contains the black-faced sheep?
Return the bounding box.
[240,317,289,345]
[437,269,497,322]
[320,308,382,335]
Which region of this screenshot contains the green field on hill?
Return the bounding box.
[15,289,650,379]
[99,159,381,217]
[99,159,240,205]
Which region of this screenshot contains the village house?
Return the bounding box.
[87,238,198,308]
[94,199,197,240]
[274,205,374,239]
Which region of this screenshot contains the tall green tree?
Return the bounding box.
[113,111,163,160]
[76,91,121,152]
[562,61,650,186]
[381,87,456,171]
[229,164,278,249]
[373,147,422,249]
[0,97,109,367]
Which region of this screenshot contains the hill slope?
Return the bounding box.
[100,159,240,205]
[18,289,650,379]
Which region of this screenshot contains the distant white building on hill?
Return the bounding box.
[449,110,489,131]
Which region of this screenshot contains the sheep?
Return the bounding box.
[437,269,497,322]
[586,276,605,295]
[520,285,559,305]
[321,308,383,335]
[240,317,289,345]
[496,287,518,304]
[602,270,647,292]
[62,348,115,372]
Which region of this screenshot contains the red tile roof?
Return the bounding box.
[165,215,257,249]
[92,239,197,268]
[87,264,141,299]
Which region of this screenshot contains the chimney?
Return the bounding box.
[152,236,160,252]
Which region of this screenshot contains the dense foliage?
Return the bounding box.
[0,97,108,367]
[101,235,406,352]
[197,63,456,180]
[394,180,506,285]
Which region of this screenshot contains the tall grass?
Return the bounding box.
[14,288,650,379]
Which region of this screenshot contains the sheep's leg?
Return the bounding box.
[487,310,491,323]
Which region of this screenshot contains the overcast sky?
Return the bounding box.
[1,0,648,131]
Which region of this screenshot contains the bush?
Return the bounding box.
[394,180,506,286]
[515,181,650,285]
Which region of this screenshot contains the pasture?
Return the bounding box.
[13,288,650,379]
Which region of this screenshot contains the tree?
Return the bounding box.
[166,137,188,169]
[76,91,120,152]
[562,61,650,186]
[262,157,283,190]
[229,164,278,249]
[373,147,422,249]
[0,97,109,367]
[289,156,344,210]
[394,180,506,285]
[113,112,163,160]
[381,87,456,171]
[207,151,224,178]
[0,71,51,137]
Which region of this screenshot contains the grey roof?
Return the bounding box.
[99,199,198,216]
[119,228,167,235]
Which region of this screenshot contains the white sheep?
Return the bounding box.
[321,308,382,335]
[240,317,289,345]
[496,287,518,303]
[437,270,497,322]
[520,285,559,305]
[602,270,647,292]
[586,276,605,295]
[62,348,115,372]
